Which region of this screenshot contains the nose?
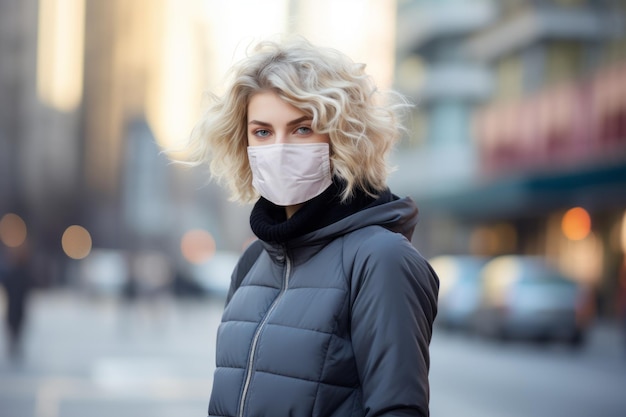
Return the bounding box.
[275,130,288,144]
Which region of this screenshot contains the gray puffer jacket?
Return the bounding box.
[208,196,439,417]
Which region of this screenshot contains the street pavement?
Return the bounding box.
[1,290,625,417]
[0,290,224,417]
[430,322,626,417]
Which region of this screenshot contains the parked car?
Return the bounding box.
[430,255,489,331]
[472,255,592,346]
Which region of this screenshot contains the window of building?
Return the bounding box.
[430,101,470,146]
[495,55,524,101]
[545,41,583,86]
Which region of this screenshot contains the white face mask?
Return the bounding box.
[247,143,332,206]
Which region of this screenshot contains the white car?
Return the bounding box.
[472,255,592,346]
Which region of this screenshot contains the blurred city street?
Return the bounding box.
[1,290,625,417]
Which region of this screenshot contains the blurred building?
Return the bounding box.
[0,0,400,292]
[394,0,626,317]
[0,0,238,287]
[0,0,83,285]
[80,0,222,257]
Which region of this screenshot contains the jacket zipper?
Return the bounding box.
[238,254,292,417]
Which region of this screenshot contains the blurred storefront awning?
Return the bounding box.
[420,159,626,220]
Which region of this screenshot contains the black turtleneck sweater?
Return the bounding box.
[250,178,394,244]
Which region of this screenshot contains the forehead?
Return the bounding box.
[247,91,307,122]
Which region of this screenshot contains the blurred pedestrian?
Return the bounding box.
[617,257,626,353]
[183,37,439,417]
[0,241,31,360]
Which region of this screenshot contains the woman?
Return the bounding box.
[186,38,439,417]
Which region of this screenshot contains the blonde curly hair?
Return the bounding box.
[184,37,410,203]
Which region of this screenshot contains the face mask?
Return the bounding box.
[247,143,332,206]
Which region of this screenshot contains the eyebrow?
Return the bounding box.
[248,115,311,127]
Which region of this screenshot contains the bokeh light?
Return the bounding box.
[621,210,626,254]
[62,225,92,259]
[37,0,85,111]
[0,213,28,248]
[561,207,592,241]
[181,229,216,264]
[429,255,460,298]
[481,256,520,305]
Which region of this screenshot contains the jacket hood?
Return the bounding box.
[291,194,419,247]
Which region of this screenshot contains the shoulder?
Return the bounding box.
[241,239,265,263]
[344,225,421,264]
[340,225,434,288]
[344,225,438,289]
[233,239,265,281]
[344,226,439,316]
[226,239,265,303]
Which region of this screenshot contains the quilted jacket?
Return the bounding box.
[208,196,439,417]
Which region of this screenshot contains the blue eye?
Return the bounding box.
[296,126,313,135]
[255,129,271,137]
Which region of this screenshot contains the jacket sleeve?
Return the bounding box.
[349,231,439,417]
